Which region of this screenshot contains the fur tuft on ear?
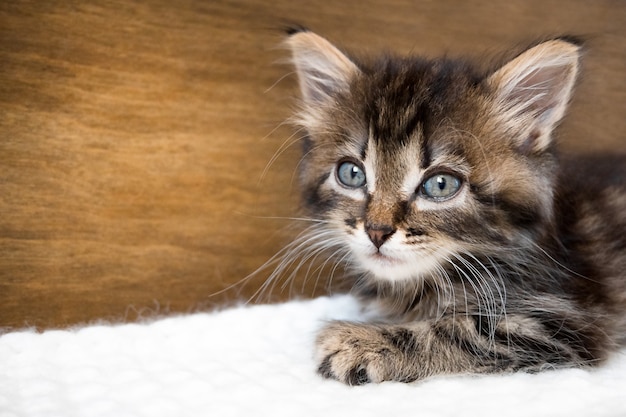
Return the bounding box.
[488,39,581,153]
[285,31,360,105]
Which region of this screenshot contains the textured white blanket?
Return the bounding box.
[1,295,624,417]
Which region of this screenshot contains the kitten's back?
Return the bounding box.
[558,153,626,342]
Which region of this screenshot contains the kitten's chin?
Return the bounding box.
[354,250,440,283]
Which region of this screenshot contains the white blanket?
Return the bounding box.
[1,295,624,417]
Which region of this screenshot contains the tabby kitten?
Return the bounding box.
[282,28,626,385]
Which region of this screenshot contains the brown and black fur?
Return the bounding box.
[282,28,626,384]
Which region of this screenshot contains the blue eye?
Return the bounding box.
[421,173,462,200]
[337,161,366,188]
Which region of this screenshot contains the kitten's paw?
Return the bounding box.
[315,322,418,385]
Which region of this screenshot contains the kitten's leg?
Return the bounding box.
[316,315,599,384]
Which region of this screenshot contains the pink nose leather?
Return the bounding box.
[366,225,395,249]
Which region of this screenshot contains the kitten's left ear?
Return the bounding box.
[488,39,581,153]
[286,29,360,105]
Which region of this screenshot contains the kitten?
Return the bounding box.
[282,28,626,385]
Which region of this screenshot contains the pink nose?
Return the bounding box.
[366,225,395,249]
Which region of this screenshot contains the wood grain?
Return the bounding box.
[1,0,624,328]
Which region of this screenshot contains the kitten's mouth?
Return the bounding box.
[370,251,400,265]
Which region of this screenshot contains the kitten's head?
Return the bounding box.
[285,29,580,283]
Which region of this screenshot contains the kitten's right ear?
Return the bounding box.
[285,30,360,104]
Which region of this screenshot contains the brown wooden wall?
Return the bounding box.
[1,0,624,329]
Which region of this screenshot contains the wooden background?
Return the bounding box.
[1,0,624,329]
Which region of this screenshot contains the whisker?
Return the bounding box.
[260,126,309,183]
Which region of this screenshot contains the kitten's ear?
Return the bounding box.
[488,39,581,153]
[286,30,360,104]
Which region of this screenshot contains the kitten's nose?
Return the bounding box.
[366,224,396,249]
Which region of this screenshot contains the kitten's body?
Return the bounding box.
[283,29,626,384]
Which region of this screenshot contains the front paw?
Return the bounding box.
[315,322,417,385]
